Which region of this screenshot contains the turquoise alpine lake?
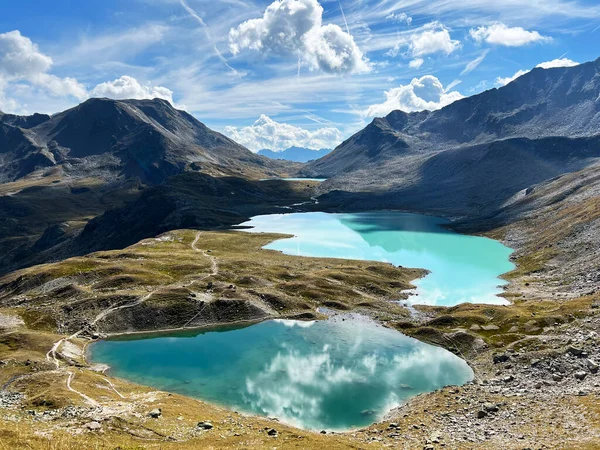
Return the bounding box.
[241,211,515,307]
[89,315,473,430]
[89,211,512,431]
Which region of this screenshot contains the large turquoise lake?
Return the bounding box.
[90,315,473,430]
[241,211,515,306]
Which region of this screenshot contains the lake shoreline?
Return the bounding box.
[1,207,599,449]
[88,312,474,431]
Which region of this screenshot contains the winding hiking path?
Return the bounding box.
[191,231,219,277]
[45,230,220,405]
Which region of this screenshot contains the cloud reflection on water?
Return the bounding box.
[243,318,473,430]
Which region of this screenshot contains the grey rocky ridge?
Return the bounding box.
[0,97,302,277]
[0,97,294,185]
[306,57,600,217]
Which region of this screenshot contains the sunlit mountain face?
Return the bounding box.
[1,0,598,152]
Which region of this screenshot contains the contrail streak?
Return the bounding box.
[338,1,350,35]
[179,0,241,78]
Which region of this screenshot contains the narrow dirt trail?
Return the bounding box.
[90,291,155,327]
[103,377,126,399]
[66,371,99,406]
[45,230,221,404]
[191,231,219,277]
[46,331,82,369]
[182,231,219,328]
[91,231,218,328]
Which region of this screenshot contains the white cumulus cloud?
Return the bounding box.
[228,0,369,74]
[223,114,343,152]
[386,22,460,62]
[470,23,551,47]
[536,58,579,69]
[0,30,87,101]
[409,58,424,69]
[495,69,530,86]
[90,76,174,103]
[495,58,580,86]
[408,22,461,57]
[364,75,464,117]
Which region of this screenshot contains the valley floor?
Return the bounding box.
[1,197,600,449]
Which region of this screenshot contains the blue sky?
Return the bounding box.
[1,0,599,151]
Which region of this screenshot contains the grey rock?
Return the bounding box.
[574,371,587,381]
[148,408,162,418]
[586,359,599,373]
[84,421,102,431]
[484,403,499,413]
[493,353,510,364]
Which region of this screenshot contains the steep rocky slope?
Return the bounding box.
[0,174,321,277]
[306,57,600,217]
[0,98,295,184]
[0,99,302,276]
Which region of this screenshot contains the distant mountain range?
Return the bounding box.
[0,97,295,184]
[305,57,600,217]
[258,146,332,163]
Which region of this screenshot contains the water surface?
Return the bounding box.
[90,315,473,430]
[241,211,514,306]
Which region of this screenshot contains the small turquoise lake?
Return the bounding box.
[89,315,473,430]
[242,211,515,307]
